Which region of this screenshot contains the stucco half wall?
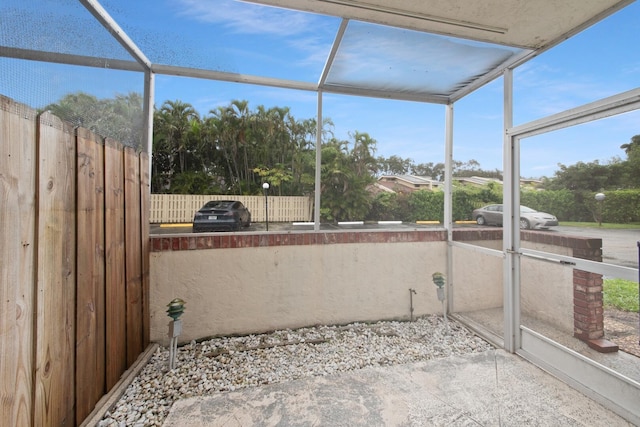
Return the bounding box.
[150,230,448,344]
[150,228,603,345]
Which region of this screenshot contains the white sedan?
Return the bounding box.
[472,204,558,230]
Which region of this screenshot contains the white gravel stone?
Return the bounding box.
[99,315,492,426]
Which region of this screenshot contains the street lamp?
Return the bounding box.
[262,182,270,231]
[595,192,605,227]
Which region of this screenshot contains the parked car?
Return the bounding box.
[472,204,558,230]
[192,200,251,232]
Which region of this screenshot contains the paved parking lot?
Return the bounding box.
[150,221,442,234]
[550,225,639,269]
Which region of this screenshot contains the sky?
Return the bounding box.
[2,0,639,178]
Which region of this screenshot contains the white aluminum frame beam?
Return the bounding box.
[444,103,454,314]
[80,0,152,70]
[0,47,143,72]
[320,84,451,104]
[510,88,640,139]
[314,91,323,231]
[311,18,348,230]
[143,70,155,178]
[450,49,534,103]
[519,328,640,425]
[318,19,349,87]
[151,64,318,93]
[502,67,520,353]
[521,248,638,282]
[0,46,452,104]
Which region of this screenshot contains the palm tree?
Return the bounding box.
[156,100,200,174]
[210,105,244,193]
[350,131,378,176]
[620,135,640,156]
[320,136,375,222]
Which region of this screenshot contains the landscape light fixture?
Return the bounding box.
[432,272,448,329]
[166,298,186,369]
[595,192,605,226]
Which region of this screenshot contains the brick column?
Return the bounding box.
[573,269,604,340]
[573,243,618,352]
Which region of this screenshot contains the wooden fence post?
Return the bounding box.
[0,96,36,427]
[34,112,76,426]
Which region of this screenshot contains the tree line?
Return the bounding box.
[41,92,639,222]
[541,134,640,191]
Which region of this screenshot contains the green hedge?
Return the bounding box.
[407,190,443,222]
[520,189,576,221]
[523,189,640,223]
[598,189,640,223]
[366,186,640,224]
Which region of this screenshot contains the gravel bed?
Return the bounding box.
[99,315,492,426]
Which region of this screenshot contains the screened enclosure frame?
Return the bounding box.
[444,82,640,423]
[503,87,640,423]
[3,0,637,334]
[2,0,639,423]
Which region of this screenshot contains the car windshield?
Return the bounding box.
[520,206,537,213]
[203,201,233,209]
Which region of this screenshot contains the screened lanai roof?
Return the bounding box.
[1,0,633,104]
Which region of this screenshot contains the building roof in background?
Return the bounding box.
[453,176,503,186]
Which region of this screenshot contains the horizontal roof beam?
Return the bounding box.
[151,64,318,92]
[320,84,450,104]
[0,47,144,72]
[509,88,640,139]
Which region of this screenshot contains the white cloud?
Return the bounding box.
[175,0,316,37]
[172,0,335,72]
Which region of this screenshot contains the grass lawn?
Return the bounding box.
[560,221,640,229]
[558,221,639,312]
[603,278,639,312]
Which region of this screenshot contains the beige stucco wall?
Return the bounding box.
[520,243,574,333]
[452,239,575,333]
[451,240,503,312]
[151,240,448,344]
[150,230,591,344]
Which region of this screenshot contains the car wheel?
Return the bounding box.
[476,215,486,225]
[519,218,530,230]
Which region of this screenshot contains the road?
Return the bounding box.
[549,226,640,269]
[151,222,640,270]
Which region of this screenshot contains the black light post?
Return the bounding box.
[262,182,270,231]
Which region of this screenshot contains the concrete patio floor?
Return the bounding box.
[162,349,633,426]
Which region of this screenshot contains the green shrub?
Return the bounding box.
[600,190,640,223]
[365,184,640,225]
[521,189,575,220]
[407,190,443,222]
[366,192,410,221]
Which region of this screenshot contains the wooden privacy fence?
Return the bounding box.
[0,95,150,427]
[150,194,313,223]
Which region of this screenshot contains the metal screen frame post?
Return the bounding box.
[503,68,520,353]
[444,103,454,315]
